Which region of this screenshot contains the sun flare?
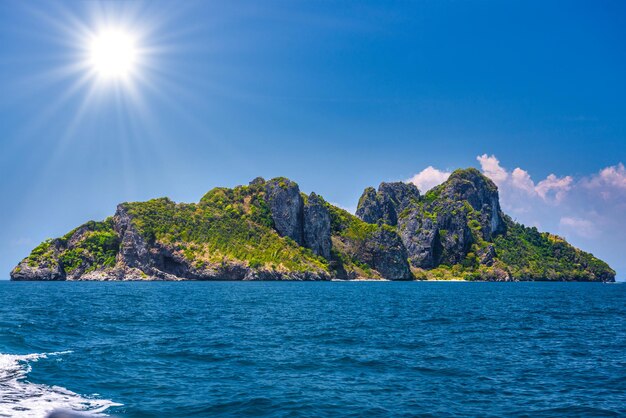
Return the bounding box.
[88,28,138,80]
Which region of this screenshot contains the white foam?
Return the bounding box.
[0,351,121,417]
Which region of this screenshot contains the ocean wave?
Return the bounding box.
[0,351,121,418]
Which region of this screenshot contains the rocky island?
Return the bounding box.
[11,169,615,282]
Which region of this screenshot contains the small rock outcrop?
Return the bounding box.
[113,204,151,270]
[10,239,65,281]
[478,245,497,267]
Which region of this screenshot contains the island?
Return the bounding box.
[11,168,615,282]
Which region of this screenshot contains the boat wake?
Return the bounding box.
[0,351,120,417]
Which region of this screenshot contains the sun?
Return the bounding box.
[88,28,138,80]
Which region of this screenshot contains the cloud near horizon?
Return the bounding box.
[475,154,575,204]
[406,156,626,276]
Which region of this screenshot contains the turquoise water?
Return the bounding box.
[1,281,624,417]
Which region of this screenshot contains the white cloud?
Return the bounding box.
[595,163,626,189]
[510,167,535,194]
[476,154,508,185]
[477,154,573,203]
[582,163,626,201]
[535,174,573,203]
[406,166,451,192]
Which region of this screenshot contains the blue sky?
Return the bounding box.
[1,1,625,279]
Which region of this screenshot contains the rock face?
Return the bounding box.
[354,228,411,280]
[433,206,475,266]
[398,216,441,269]
[10,239,65,281]
[437,168,505,240]
[265,178,305,245]
[112,197,332,281]
[303,193,332,259]
[265,179,332,259]
[356,169,506,269]
[356,182,420,226]
[378,182,421,218]
[477,245,496,267]
[10,171,616,282]
[114,204,151,270]
[355,168,614,282]
[355,187,382,224]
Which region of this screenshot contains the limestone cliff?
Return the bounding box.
[356,169,614,282]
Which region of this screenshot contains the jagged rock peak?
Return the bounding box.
[265,177,305,245]
[249,176,266,186]
[356,187,383,224]
[303,192,332,259]
[436,168,505,237]
[263,178,332,259]
[439,168,498,200]
[379,182,420,212]
[113,204,151,270]
[356,181,420,226]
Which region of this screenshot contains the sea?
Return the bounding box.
[0,281,624,417]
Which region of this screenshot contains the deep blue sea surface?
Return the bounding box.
[1,281,625,417]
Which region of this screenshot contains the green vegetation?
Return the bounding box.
[328,203,374,274]
[404,168,613,281]
[413,203,615,281]
[122,182,328,273]
[423,188,441,204]
[493,219,615,281]
[448,168,498,193]
[28,239,56,267]
[26,218,120,275]
[327,203,380,243]
[326,203,397,279]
